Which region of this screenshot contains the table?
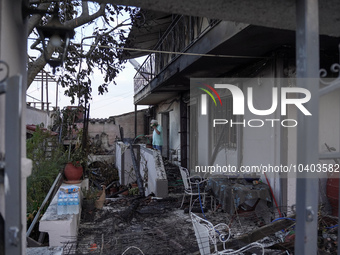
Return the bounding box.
[206,177,272,214]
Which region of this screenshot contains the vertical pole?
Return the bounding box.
[295,0,319,254]
[56,79,58,110]
[134,104,137,138]
[5,75,22,255]
[41,72,44,110]
[46,71,49,113]
[180,98,188,168]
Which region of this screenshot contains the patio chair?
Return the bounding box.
[190,212,230,255]
[179,166,209,212]
[191,212,265,255]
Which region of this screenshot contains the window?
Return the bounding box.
[211,96,237,150]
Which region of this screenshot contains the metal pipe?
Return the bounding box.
[295,0,320,254]
[26,172,62,237]
[5,75,23,254]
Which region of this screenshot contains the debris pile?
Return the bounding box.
[60,161,339,254]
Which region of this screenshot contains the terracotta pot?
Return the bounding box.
[64,162,83,181]
[119,187,128,196]
[327,171,340,216]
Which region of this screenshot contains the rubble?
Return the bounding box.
[60,162,338,254]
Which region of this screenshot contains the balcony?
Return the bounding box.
[133,15,219,95]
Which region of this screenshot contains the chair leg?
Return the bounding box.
[189,195,193,212]
[210,196,214,211]
[180,194,185,209]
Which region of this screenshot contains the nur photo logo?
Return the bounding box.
[197,82,312,128]
[198,83,222,115]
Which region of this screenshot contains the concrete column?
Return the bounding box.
[0,0,31,253]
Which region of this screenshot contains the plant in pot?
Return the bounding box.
[63,141,86,183]
[52,106,88,183]
[81,187,98,216]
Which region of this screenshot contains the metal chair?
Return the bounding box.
[191,212,264,255]
[179,166,208,212]
[190,212,230,255]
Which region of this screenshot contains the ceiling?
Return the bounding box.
[102,0,340,37]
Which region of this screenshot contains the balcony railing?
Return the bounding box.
[134,15,219,94]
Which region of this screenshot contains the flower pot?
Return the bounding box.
[95,186,106,209]
[64,162,83,181]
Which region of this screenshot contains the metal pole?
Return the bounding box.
[5,75,23,254]
[41,71,44,110]
[134,104,137,138]
[46,71,49,113]
[56,80,58,110]
[295,0,319,254]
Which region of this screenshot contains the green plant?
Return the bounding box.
[51,106,83,141]
[52,107,89,168]
[128,187,139,196]
[81,187,100,201]
[65,134,87,167]
[26,124,64,239]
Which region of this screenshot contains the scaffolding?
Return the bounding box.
[27,57,58,112]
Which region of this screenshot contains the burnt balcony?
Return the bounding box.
[133,15,220,95]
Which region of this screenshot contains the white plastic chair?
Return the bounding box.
[190,212,230,255]
[179,166,208,212]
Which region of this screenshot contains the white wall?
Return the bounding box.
[242,72,283,203]
[115,142,168,197]
[139,146,168,197]
[115,142,137,185]
[156,98,182,164]
[286,88,340,208]
[26,106,53,127]
[193,64,286,204]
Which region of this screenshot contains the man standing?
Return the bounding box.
[146,119,163,154]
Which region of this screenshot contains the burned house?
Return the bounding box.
[121,7,340,253]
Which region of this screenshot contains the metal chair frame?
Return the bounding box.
[190,212,231,255]
[179,166,209,212]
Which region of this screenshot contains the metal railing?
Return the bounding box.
[134,16,219,94]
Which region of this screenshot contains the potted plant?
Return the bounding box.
[63,142,85,182]
[52,106,88,182]
[81,187,98,213]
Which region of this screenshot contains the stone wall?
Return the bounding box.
[114,109,147,139]
[88,109,148,157]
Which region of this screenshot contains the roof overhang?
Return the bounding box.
[122,10,173,59]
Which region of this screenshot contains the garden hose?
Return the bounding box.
[133,134,150,144]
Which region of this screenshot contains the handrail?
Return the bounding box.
[26,172,62,237]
